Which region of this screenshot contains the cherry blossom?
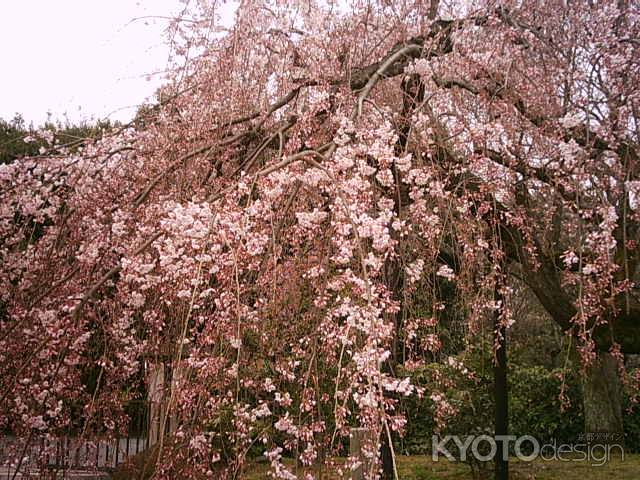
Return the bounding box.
[1,1,639,478]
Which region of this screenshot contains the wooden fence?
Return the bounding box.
[0,401,157,478]
[0,434,151,478]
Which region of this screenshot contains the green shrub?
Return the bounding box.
[399,354,584,455]
[509,365,583,446]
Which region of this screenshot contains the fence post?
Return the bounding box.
[350,428,375,480]
[148,363,165,446]
[168,365,183,434]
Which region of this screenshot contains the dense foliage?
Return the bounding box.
[0,114,113,164]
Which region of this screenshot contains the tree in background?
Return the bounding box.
[0,113,115,164]
[0,115,41,164]
[1,1,639,479]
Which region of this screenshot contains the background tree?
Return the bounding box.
[0,114,115,163]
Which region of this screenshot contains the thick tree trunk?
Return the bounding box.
[520,260,630,440]
[583,351,624,440]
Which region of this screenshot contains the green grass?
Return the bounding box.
[113,449,640,479]
[244,454,640,479]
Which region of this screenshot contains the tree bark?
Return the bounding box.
[514,245,632,437]
[380,429,394,480]
[583,351,624,440]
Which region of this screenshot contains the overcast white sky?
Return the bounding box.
[0,1,188,126]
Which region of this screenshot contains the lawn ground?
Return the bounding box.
[244,453,640,479]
